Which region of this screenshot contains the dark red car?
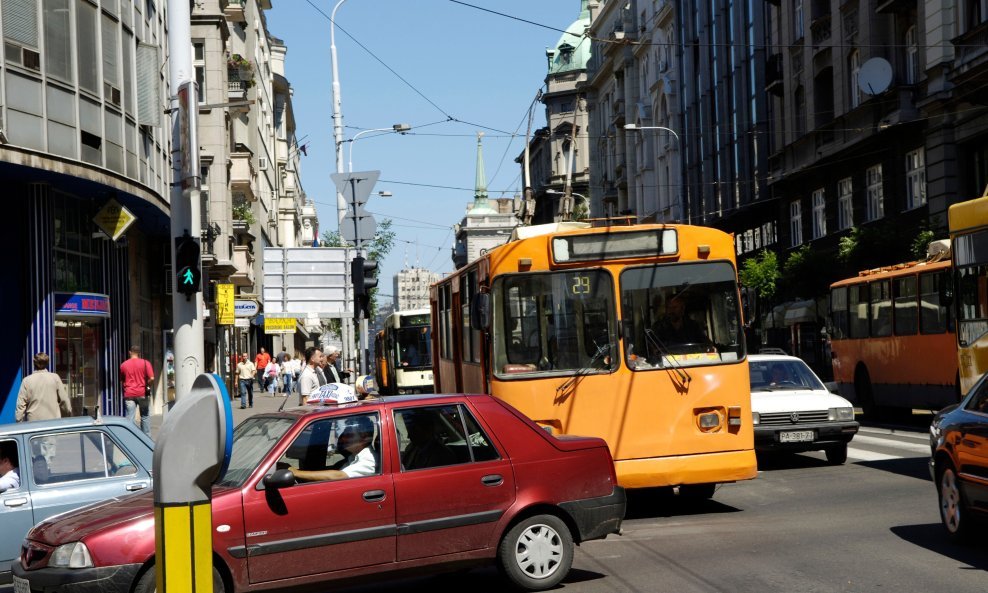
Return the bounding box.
[13,394,625,592]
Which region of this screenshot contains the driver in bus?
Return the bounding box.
[651,294,710,347]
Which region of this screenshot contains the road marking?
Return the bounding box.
[852,434,931,454]
[858,426,930,442]
[847,447,899,462]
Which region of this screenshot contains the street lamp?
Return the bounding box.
[348,123,411,173]
[545,189,589,220]
[624,123,688,224]
[331,0,349,223]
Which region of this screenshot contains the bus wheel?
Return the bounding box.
[855,367,878,420]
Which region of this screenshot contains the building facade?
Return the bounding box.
[393,267,441,312]
[2,0,173,421]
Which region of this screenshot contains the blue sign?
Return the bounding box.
[54,292,111,318]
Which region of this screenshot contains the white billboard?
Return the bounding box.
[262,247,351,318]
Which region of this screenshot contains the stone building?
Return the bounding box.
[393,267,441,312]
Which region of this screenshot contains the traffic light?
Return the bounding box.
[350,256,378,318]
[175,236,202,297]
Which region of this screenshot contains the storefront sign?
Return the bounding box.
[234,318,250,328]
[93,199,137,241]
[264,317,296,335]
[234,300,259,317]
[54,292,111,318]
[216,284,235,326]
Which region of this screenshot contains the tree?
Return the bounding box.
[320,218,396,318]
[739,250,780,301]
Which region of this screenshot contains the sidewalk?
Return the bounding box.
[149,386,295,440]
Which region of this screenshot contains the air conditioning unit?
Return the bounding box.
[258,157,268,170]
[104,83,121,106]
[5,43,40,71]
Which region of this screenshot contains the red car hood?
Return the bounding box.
[31,491,156,545]
[31,487,240,546]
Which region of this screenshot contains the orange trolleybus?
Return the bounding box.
[829,257,957,418]
[949,194,988,395]
[430,221,756,495]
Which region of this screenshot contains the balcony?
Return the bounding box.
[229,152,256,200]
[875,0,914,14]
[950,22,988,104]
[231,245,255,287]
[224,0,246,22]
[228,71,249,100]
[811,14,832,46]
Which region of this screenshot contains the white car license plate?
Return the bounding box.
[13,575,31,593]
[780,430,815,443]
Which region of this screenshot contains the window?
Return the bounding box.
[77,0,98,94]
[43,0,72,81]
[620,261,743,369]
[794,86,806,138]
[395,324,431,370]
[193,40,206,104]
[837,177,853,230]
[30,431,139,485]
[394,404,498,471]
[849,284,869,338]
[905,148,926,210]
[4,0,39,50]
[830,286,848,339]
[794,0,804,40]
[494,270,616,376]
[870,280,891,337]
[790,200,803,247]
[905,26,918,84]
[276,413,381,482]
[893,276,918,335]
[460,271,481,364]
[964,0,988,31]
[438,284,452,359]
[811,188,826,239]
[866,165,884,221]
[849,50,861,109]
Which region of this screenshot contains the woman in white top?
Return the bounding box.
[264,361,280,394]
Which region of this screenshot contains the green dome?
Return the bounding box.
[548,2,591,75]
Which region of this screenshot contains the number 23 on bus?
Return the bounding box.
[431,223,756,493]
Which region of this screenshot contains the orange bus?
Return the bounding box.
[829,258,958,418]
[949,195,988,395]
[430,222,756,495]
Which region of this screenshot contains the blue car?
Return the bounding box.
[0,416,154,584]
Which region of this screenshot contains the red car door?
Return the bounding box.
[391,404,515,562]
[240,413,396,584]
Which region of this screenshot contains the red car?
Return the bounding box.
[13,394,625,592]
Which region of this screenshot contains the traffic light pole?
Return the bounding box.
[168,0,204,402]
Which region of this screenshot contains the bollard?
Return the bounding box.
[152,373,233,593]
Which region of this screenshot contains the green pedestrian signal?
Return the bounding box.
[175,236,202,297]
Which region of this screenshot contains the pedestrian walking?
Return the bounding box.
[119,346,154,435]
[280,354,295,396]
[298,346,322,407]
[16,352,71,422]
[264,359,280,396]
[236,353,256,409]
[254,347,271,391]
[323,345,352,384]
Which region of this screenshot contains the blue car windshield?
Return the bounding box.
[216,417,295,487]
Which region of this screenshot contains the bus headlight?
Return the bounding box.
[828,407,854,421]
[49,542,93,568]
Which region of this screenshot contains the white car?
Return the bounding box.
[749,354,859,465]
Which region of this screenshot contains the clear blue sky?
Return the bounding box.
[266,0,581,297]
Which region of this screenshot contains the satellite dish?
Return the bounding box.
[858,58,893,96]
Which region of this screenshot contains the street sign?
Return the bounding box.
[264,317,296,334]
[234,318,250,328]
[93,199,137,241]
[233,299,259,317]
[216,284,234,325]
[332,171,379,247]
[262,247,350,317]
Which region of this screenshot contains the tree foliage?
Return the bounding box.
[320,219,397,318]
[739,250,780,301]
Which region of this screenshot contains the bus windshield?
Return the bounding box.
[395,325,431,370]
[620,261,743,369]
[493,270,617,376]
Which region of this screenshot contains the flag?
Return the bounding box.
[300,143,308,156]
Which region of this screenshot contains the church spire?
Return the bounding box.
[468,132,497,215]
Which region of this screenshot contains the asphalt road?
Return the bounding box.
[5,417,984,593]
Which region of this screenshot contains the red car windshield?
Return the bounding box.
[216,417,295,487]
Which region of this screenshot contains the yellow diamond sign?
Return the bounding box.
[93,199,137,241]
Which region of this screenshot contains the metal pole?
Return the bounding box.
[167,0,203,401]
[330,0,355,376]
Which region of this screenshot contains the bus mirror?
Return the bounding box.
[471,293,492,331]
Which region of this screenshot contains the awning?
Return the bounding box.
[763,304,787,329]
[784,300,818,326]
